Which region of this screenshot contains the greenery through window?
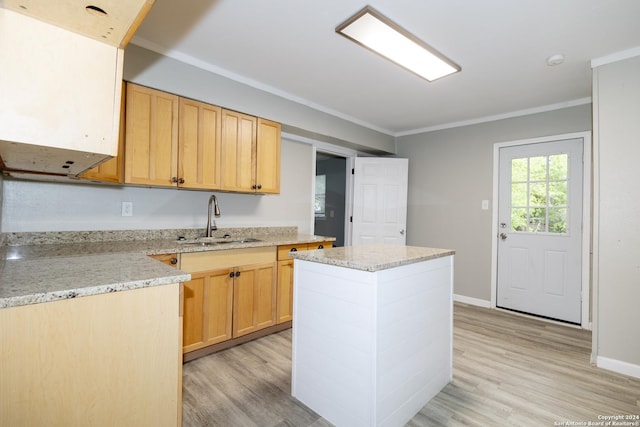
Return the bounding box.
[315,174,326,218]
[511,154,568,233]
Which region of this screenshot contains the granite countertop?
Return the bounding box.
[1,233,333,260]
[0,227,335,309]
[0,253,190,309]
[288,244,455,272]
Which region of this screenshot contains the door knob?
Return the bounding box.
[400,229,405,235]
[500,233,508,240]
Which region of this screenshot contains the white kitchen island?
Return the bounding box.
[289,244,455,427]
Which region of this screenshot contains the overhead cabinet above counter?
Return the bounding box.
[0,2,155,176]
[101,83,281,194]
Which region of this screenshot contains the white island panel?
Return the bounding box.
[291,250,453,427]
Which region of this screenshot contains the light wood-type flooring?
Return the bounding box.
[182,303,640,426]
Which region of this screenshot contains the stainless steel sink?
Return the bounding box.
[177,237,261,246]
[180,241,231,246]
[232,238,261,243]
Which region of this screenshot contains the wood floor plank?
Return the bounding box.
[183,302,640,426]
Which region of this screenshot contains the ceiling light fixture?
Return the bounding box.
[336,6,460,82]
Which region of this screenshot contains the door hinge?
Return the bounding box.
[350,216,353,222]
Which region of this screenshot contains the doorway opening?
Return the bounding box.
[314,152,347,247]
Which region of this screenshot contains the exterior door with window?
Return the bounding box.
[497,139,583,323]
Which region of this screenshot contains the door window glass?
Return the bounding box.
[510,153,568,233]
[314,174,326,218]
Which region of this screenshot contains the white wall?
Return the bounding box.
[1,139,314,233]
[592,54,640,375]
[396,104,592,303]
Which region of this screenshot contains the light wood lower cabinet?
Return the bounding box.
[233,262,277,337]
[276,241,334,324]
[0,284,182,427]
[276,259,295,323]
[149,253,179,267]
[183,268,233,352]
[180,247,277,354]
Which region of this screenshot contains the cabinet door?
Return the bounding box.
[124,83,179,186]
[182,275,205,352]
[233,262,277,337]
[221,110,256,192]
[276,259,294,324]
[254,263,277,330]
[203,269,234,346]
[256,118,281,194]
[178,98,222,189]
[183,269,233,353]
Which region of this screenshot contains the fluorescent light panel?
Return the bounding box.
[336,6,460,82]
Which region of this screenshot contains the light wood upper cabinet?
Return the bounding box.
[0,2,154,175]
[1,0,155,48]
[221,110,257,192]
[179,98,223,190]
[0,9,123,175]
[122,84,281,193]
[124,83,179,186]
[256,118,281,194]
[220,111,282,194]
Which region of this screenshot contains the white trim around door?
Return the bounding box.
[490,131,592,329]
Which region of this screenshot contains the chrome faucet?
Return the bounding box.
[206,194,221,237]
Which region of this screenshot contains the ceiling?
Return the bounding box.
[132,0,640,136]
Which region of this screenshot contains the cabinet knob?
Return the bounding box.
[251,184,257,190]
[170,258,178,265]
[290,247,297,252]
[178,178,185,184]
[171,177,178,183]
[318,244,324,249]
[236,271,241,277]
[257,184,262,190]
[229,272,235,278]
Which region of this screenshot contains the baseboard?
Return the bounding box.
[597,356,640,379]
[183,321,292,363]
[453,294,491,308]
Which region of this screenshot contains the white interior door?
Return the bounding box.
[351,157,408,245]
[497,139,583,323]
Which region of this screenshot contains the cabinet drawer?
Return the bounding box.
[149,253,179,267]
[277,244,309,261]
[307,241,334,250]
[181,247,276,273]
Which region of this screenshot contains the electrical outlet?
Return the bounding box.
[121,202,133,217]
